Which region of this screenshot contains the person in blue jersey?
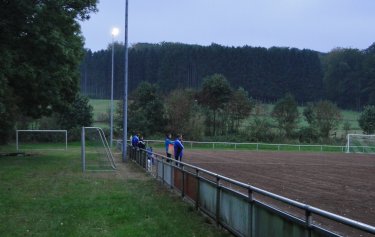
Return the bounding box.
[131,133,139,148]
[165,133,174,162]
[174,134,184,166]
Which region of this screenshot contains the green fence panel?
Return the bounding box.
[253,204,306,237]
[163,163,173,186]
[199,180,217,217]
[220,189,250,236]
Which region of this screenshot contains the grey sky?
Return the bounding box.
[80,0,375,53]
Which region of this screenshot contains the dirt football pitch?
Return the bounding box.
[179,149,375,231]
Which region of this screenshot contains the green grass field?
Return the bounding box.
[242,103,361,138]
[89,99,111,118]
[89,99,121,129]
[0,145,229,237]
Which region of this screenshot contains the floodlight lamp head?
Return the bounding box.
[111,27,119,37]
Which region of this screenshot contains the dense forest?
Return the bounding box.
[80,42,375,110]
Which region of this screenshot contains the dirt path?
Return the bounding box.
[89,151,151,181]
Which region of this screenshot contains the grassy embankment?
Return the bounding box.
[90,99,361,142]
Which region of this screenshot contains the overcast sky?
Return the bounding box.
[80,0,375,53]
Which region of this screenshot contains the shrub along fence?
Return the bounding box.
[127,145,375,237]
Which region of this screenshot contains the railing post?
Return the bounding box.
[216,176,221,226]
[248,187,254,237]
[156,155,160,180]
[181,167,185,198]
[305,208,312,237]
[170,162,173,189]
[162,157,165,185]
[195,169,200,210]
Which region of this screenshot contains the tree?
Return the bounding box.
[342,121,351,137]
[362,43,375,106]
[323,48,364,110]
[0,1,98,142]
[118,82,166,136]
[226,87,253,132]
[358,105,375,134]
[165,89,194,134]
[197,74,232,135]
[271,94,299,138]
[57,94,93,130]
[303,101,342,139]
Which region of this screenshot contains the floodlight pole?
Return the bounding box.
[122,0,129,162]
[110,27,119,147]
[110,33,114,147]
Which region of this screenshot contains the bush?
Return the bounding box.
[58,94,93,130]
[358,105,375,134]
[246,117,275,142]
[96,112,109,123]
[298,127,319,143]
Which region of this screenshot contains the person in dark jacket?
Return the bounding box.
[138,136,146,149]
[174,134,184,166]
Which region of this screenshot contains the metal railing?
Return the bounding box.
[128,146,375,237]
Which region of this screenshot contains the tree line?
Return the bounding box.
[114,75,375,144]
[80,43,323,103]
[80,42,375,111]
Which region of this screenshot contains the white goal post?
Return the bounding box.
[346,134,375,154]
[81,127,116,172]
[16,130,68,151]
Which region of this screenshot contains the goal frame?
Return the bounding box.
[346,133,375,153]
[81,127,116,172]
[16,129,68,151]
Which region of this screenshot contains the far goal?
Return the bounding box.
[346,134,375,154]
[16,130,67,151]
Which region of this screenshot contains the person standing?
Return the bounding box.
[131,133,139,148]
[165,133,174,162]
[174,134,184,166]
[138,136,146,149]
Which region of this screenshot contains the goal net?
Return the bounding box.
[16,130,67,151]
[346,134,375,154]
[81,127,116,172]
